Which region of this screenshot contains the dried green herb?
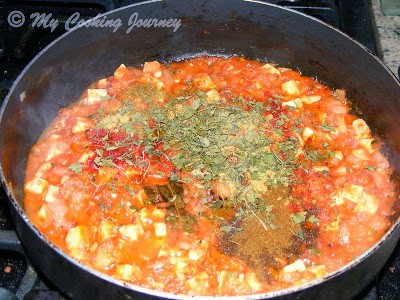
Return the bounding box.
[68,162,83,174]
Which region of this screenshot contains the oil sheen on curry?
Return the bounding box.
[24,57,398,296]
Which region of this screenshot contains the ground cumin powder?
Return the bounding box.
[218,188,304,281]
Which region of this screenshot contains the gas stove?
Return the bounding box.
[0,0,399,299]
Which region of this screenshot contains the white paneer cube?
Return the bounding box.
[283,259,306,273]
[98,220,117,243]
[218,271,245,289]
[157,245,183,258]
[316,111,327,123]
[332,192,344,206]
[301,95,321,104]
[282,100,296,109]
[36,162,52,178]
[324,133,333,141]
[152,208,166,219]
[206,89,221,102]
[171,257,189,281]
[312,166,329,173]
[261,63,281,75]
[97,78,107,88]
[333,151,343,161]
[342,184,363,203]
[281,80,300,96]
[352,149,369,160]
[143,61,162,76]
[157,245,169,258]
[292,98,303,108]
[119,224,144,241]
[140,208,152,224]
[145,76,164,89]
[185,272,210,291]
[25,178,48,194]
[302,127,315,142]
[98,167,118,182]
[60,176,69,184]
[282,97,303,109]
[218,270,230,289]
[154,222,167,237]
[114,64,127,79]
[333,165,347,176]
[45,147,63,161]
[355,191,379,215]
[72,117,92,133]
[335,116,348,133]
[352,119,370,138]
[44,185,59,203]
[38,205,47,219]
[170,257,188,270]
[65,225,89,260]
[188,249,201,261]
[78,151,95,163]
[325,216,341,231]
[359,138,374,153]
[136,189,147,206]
[295,148,304,158]
[193,74,216,90]
[308,265,327,278]
[125,168,141,177]
[115,264,140,281]
[115,264,134,281]
[246,272,262,291]
[44,135,63,161]
[86,89,108,104]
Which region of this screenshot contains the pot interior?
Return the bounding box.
[0,0,400,298]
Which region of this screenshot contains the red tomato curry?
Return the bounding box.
[24,57,399,296]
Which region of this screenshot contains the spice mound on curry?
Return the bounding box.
[24,57,398,296]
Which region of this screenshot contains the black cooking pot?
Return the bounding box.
[1,0,400,299]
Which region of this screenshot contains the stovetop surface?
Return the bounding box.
[0,0,399,299]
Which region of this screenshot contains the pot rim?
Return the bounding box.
[1,0,400,298]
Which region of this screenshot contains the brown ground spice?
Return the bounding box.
[218,188,305,281]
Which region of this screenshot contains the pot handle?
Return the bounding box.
[0,230,38,300]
